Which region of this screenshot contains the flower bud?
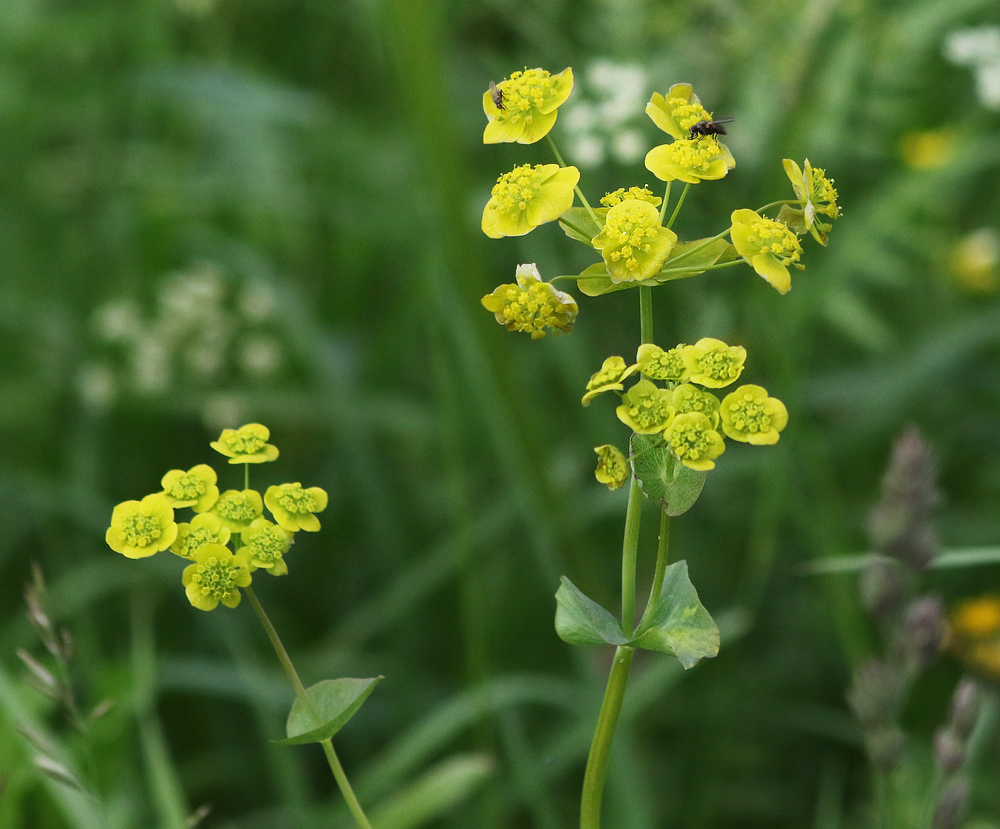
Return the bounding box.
[934,727,964,775]
[932,778,969,829]
[867,428,940,572]
[947,677,981,741]
[896,595,945,671]
[866,725,907,774]
[848,660,902,728]
[858,556,905,621]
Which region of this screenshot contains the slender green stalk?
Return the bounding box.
[245,587,374,829]
[619,477,643,638]
[638,286,654,346]
[755,199,798,214]
[546,135,597,221]
[638,511,671,631]
[666,182,691,229]
[580,646,635,829]
[659,181,672,225]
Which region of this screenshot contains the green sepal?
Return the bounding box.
[278,677,383,745]
[776,205,807,235]
[558,207,604,246]
[554,577,629,646]
[630,433,707,516]
[632,561,720,668]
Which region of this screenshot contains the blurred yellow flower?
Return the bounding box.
[948,594,1000,681]
[951,228,1000,294]
[899,129,956,170]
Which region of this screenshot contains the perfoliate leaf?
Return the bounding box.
[572,237,740,297]
[630,433,707,516]
[631,561,719,668]
[279,677,383,745]
[656,237,740,281]
[558,207,604,246]
[554,577,628,646]
[575,262,636,297]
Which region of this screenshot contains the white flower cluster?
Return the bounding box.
[79,261,285,410]
[561,60,650,168]
[943,26,1000,110]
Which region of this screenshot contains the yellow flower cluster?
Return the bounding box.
[583,339,787,477]
[106,424,328,610]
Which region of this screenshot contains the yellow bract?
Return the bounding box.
[591,199,677,283]
[482,164,579,239]
[483,67,574,145]
[107,493,178,559]
[645,138,735,185]
[594,444,629,490]
[482,263,578,339]
[730,209,803,294]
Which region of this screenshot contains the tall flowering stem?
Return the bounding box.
[479,73,837,827]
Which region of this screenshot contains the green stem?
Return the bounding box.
[638,511,671,631]
[659,181,672,225]
[755,199,799,214]
[580,646,635,829]
[546,134,597,222]
[244,462,249,491]
[661,260,744,277]
[619,477,643,638]
[638,286,654,345]
[245,587,374,829]
[662,227,733,269]
[666,182,691,229]
[578,284,656,828]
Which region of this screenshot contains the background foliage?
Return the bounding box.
[3,0,1000,826]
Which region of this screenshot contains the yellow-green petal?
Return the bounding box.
[106,493,178,559]
[483,67,574,145]
[720,385,788,445]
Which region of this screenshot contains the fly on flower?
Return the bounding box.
[489,80,504,110]
[689,118,733,138]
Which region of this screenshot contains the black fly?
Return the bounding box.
[689,118,734,138]
[489,80,504,111]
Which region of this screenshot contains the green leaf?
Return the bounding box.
[575,262,636,297]
[558,207,603,245]
[631,561,719,668]
[655,237,740,281]
[554,577,628,646]
[630,433,707,516]
[278,677,383,745]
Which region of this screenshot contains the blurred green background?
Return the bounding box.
[3,0,1000,826]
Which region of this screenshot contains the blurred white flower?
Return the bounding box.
[76,362,117,409]
[239,279,278,323]
[560,59,650,168]
[131,335,172,394]
[92,298,142,344]
[238,334,283,377]
[943,27,1000,111]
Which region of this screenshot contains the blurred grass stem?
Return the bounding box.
[245,587,373,829]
